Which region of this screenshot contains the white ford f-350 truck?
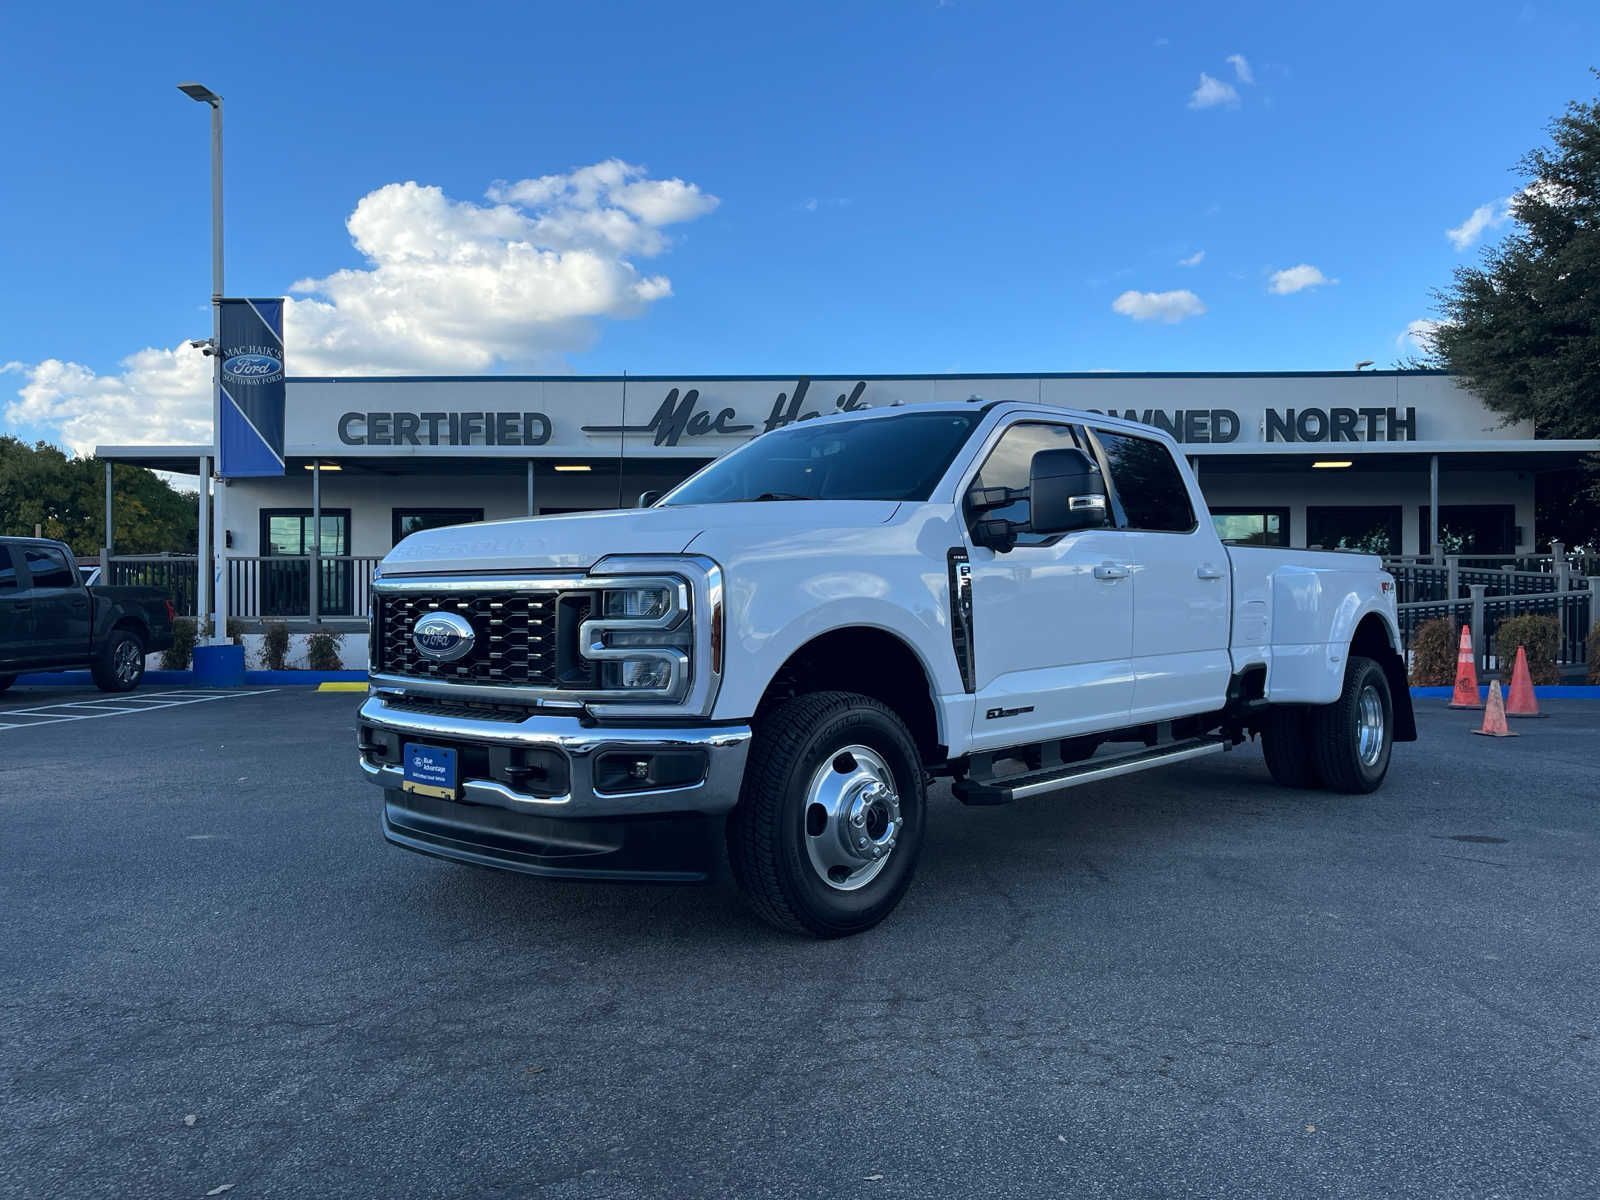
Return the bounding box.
[357,401,1415,936]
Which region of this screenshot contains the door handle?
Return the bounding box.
[1092,562,1130,581]
[1196,564,1225,580]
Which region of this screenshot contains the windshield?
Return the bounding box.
[660,410,983,506]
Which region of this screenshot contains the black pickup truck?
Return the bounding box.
[0,537,176,693]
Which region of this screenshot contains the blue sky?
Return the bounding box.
[2,0,1597,451]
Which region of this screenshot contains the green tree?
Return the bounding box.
[0,437,198,557]
[1424,78,1600,548]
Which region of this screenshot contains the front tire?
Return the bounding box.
[728,691,926,937]
[0,673,14,694]
[1310,655,1393,794]
[92,627,145,692]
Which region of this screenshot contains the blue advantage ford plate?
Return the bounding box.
[402,743,458,799]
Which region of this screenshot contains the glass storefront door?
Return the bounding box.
[260,510,352,616]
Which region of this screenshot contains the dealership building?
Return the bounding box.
[99,369,1600,625]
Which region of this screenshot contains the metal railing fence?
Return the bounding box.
[1397,585,1598,676]
[106,553,380,623]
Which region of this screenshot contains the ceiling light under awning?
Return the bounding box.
[1311,460,1353,469]
[302,462,342,471]
[554,464,592,472]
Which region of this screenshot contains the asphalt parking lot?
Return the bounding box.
[3,686,1598,1199]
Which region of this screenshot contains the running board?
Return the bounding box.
[953,737,1228,806]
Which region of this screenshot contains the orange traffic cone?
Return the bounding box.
[1471,680,1518,737]
[1505,646,1545,718]
[1448,625,1483,709]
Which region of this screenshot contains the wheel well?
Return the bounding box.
[1350,613,1394,662]
[758,628,943,764]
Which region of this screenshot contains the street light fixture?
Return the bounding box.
[177,82,221,106]
[178,81,224,642]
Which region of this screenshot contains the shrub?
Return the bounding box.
[306,629,344,671]
[1588,621,1600,685]
[161,617,197,670]
[1494,614,1561,685]
[226,616,246,645]
[261,622,290,671]
[1407,617,1460,685]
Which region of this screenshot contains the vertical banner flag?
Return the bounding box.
[218,298,286,477]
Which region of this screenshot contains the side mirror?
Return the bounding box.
[1028,447,1108,535]
[636,490,663,509]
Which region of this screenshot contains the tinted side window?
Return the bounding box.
[0,551,18,592]
[22,546,76,590]
[1095,431,1195,532]
[966,422,1087,546]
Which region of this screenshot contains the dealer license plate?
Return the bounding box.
[402,743,458,800]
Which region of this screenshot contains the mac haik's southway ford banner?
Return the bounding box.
[218,298,286,477]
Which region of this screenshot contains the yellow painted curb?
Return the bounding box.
[316,682,370,693]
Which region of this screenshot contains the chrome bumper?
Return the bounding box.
[356,692,752,819]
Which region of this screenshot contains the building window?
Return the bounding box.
[261,510,350,557]
[1306,506,1401,555]
[258,509,353,617]
[1211,508,1290,546]
[392,508,484,546]
[1419,505,1516,555]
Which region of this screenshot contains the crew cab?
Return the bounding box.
[356,402,1415,936]
[0,537,176,693]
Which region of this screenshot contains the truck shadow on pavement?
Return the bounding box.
[389,747,1341,952]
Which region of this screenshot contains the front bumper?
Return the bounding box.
[357,692,752,817]
[356,692,752,881]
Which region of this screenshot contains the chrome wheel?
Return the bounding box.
[802,745,902,892]
[114,638,142,685]
[1356,684,1385,767]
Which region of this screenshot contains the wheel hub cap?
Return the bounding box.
[1357,685,1385,767]
[804,745,901,892]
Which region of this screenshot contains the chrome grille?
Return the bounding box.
[377,591,559,686]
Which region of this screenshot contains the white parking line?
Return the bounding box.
[0,689,276,731]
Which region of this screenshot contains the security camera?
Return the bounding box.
[188,338,216,356]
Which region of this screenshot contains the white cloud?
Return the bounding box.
[1446,181,1574,252]
[4,344,213,455]
[6,159,720,452]
[1446,199,1511,251]
[1397,318,1443,353]
[1188,73,1240,109]
[1268,264,1335,294]
[1111,289,1207,323]
[1177,250,1205,267]
[1226,53,1254,84]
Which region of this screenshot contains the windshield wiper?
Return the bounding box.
[751,492,812,502]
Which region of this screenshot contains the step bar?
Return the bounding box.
[954,736,1228,806]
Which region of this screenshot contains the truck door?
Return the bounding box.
[1089,429,1232,723]
[962,420,1135,751]
[0,546,34,667]
[19,544,92,666]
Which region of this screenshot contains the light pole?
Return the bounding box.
[178,82,224,643]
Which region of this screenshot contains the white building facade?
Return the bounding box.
[101,370,1600,628]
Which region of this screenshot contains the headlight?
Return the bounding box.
[603,586,673,620]
[579,577,693,699]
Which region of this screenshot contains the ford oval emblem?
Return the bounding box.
[222,353,282,381]
[412,611,475,662]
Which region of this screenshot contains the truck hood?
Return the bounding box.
[380,501,902,575]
